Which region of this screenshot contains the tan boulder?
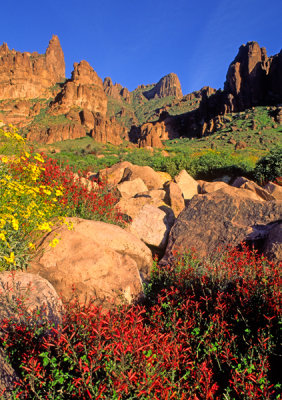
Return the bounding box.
[117,178,148,199]
[164,181,185,217]
[99,162,169,190]
[0,271,63,329]
[99,161,133,186]
[264,182,282,200]
[201,181,229,194]
[129,165,170,190]
[128,204,175,250]
[135,189,166,202]
[174,170,199,200]
[232,177,275,201]
[27,218,153,306]
[116,195,165,220]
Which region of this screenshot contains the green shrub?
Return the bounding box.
[253,147,282,184]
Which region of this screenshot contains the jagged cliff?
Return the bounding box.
[0,37,281,147]
[0,35,65,99]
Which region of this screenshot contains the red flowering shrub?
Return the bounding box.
[8,151,124,226]
[1,246,281,399]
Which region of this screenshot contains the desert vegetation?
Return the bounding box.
[0,126,281,399]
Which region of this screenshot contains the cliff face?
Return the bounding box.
[224,41,282,110]
[50,60,108,116]
[0,35,65,99]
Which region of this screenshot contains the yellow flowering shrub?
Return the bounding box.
[0,126,64,270]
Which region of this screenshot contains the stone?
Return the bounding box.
[117,178,148,199]
[164,181,185,217]
[174,170,199,201]
[161,186,282,264]
[116,195,165,220]
[264,182,282,200]
[128,204,175,250]
[0,271,63,329]
[201,181,229,194]
[262,223,282,263]
[27,218,153,306]
[232,177,275,201]
[99,161,134,187]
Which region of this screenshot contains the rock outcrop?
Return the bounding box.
[0,35,65,99]
[90,115,128,145]
[103,77,131,103]
[50,60,107,116]
[143,73,183,99]
[27,123,86,144]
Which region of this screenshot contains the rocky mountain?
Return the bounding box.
[0,35,65,99]
[143,73,183,99]
[0,37,281,147]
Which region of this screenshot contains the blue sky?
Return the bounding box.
[1,0,281,94]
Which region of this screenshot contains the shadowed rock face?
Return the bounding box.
[143,73,183,99]
[224,41,282,110]
[0,35,65,99]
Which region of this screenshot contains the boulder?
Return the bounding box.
[117,178,148,199]
[116,195,165,220]
[201,181,229,194]
[99,161,133,186]
[135,189,166,202]
[174,170,199,201]
[262,223,282,263]
[264,182,282,200]
[232,177,275,201]
[164,181,185,217]
[27,218,153,306]
[161,186,282,264]
[128,204,175,250]
[0,271,63,329]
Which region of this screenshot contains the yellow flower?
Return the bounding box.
[0,232,6,242]
[4,251,15,264]
[28,242,36,250]
[49,237,60,248]
[37,222,52,232]
[1,156,8,164]
[12,218,19,231]
[34,153,44,163]
[55,189,63,197]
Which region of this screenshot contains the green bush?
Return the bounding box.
[253,147,282,184]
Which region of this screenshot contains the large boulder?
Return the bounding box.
[27,218,153,306]
[0,271,63,329]
[128,204,175,250]
[161,186,282,264]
